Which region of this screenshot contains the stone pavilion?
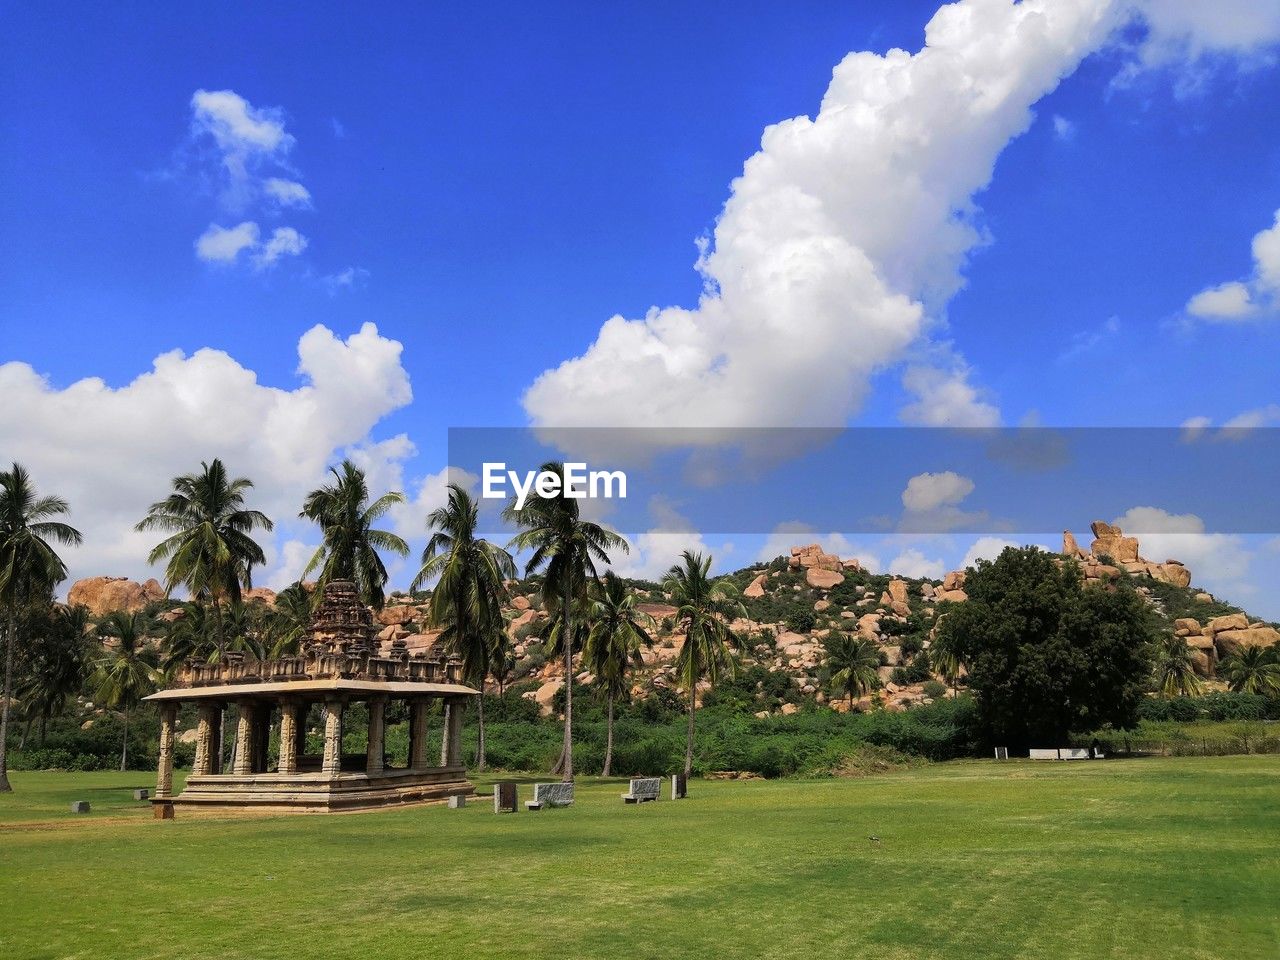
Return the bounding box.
[144,579,477,813]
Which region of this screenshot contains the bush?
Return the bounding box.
[785,611,816,634]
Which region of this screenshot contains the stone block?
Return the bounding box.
[447,794,466,809]
[133,788,149,801]
[69,801,90,814]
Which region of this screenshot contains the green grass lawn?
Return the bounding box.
[1,757,1277,960]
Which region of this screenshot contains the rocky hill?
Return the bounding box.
[66,519,1278,717]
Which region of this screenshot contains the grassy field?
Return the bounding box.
[1,757,1277,960]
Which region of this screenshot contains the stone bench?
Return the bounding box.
[525,782,574,810]
[622,777,661,803]
[1030,747,1091,760]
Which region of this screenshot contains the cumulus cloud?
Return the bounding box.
[899,363,1001,427]
[1130,1,1280,67]
[1185,210,1280,321]
[0,324,413,592]
[902,471,974,513]
[523,0,1126,433]
[195,221,260,263]
[604,499,731,582]
[255,226,308,267]
[1052,114,1078,141]
[887,547,947,580]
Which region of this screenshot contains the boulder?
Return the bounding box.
[814,599,831,612]
[856,614,881,640]
[806,567,844,590]
[1214,627,1280,657]
[1062,530,1086,559]
[744,573,768,599]
[1194,592,1214,604]
[511,595,531,611]
[243,587,277,606]
[1089,520,1140,563]
[1173,618,1200,637]
[66,576,165,616]
[936,589,968,603]
[376,604,416,627]
[534,680,562,717]
[942,570,966,592]
[1205,613,1249,635]
[887,580,909,606]
[1155,561,1191,589]
[790,544,843,572]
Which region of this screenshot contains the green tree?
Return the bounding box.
[934,548,1154,747]
[0,463,82,792]
[135,458,273,653]
[16,602,91,745]
[412,484,514,770]
[824,632,881,708]
[665,550,745,780]
[301,460,408,609]
[504,462,627,780]
[160,602,215,675]
[584,572,654,776]
[93,611,161,771]
[1153,633,1204,699]
[929,633,963,698]
[1219,645,1280,696]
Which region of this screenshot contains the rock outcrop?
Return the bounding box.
[67,576,165,616]
[1064,522,1193,588]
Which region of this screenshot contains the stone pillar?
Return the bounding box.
[408,699,429,770]
[156,703,177,799]
[294,704,309,762]
[322,698,344,776]
[444,697,464,768]
[233,702,254,776]
[278,701,299,776]
[366,697,387,775]
[193,703,216,775]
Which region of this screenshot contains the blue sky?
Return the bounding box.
[3,1,1280,614]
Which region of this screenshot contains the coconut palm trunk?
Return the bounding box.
[684,695,696,781]
[475,694,486,771]
[0,608,16,792]
[560,577,575,781]
[603,695,615,777]
[119,708,129,772]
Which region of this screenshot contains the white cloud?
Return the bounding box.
[523,0,1124,432]
[887,548,946,581]
[606,499,730,582]
[899,363,1001,427]
[1058,315,1120,362]
[321,266,369,294]
[1180,415,1212,441]
[1113,506,1251,583]
[961,535,1020,569]
[263,177,312,208]
[254,226,308,267]
[1130,1,1280,66]
[1052,114,1078,141]
[195,221,260,263]
[902,471,974,514]
[191,89,292,156]
[1185,211,1280,321]
[0,324,414,593]
[1222,404,1280,431]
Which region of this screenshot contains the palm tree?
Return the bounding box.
[1220,646,1280,696]
[929,637,963,698]
[135,459,273,653]
[1153,633,1203,699]
[584,572,654,776]
[301,460,408,609]
[17,602,91,745]
[824,632,881,708]
[411,484,514,770]
[0,463,82,792]
[262,583,314,657]
[504,462,627,781]
[665,550,745,780]
[93,611,161,771]
[160,602,216,675]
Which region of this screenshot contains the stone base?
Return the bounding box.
[162,766,474,813]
